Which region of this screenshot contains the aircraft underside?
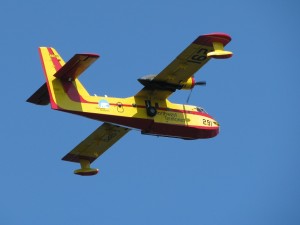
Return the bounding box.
[66,110,219,139]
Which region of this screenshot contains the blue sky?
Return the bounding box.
[1,0,299,225]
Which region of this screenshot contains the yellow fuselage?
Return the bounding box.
[49,79,219,139]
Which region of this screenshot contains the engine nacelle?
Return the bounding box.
[180,77,195,90]
[138,75,198,91]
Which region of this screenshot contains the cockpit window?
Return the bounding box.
[196,107,207,114]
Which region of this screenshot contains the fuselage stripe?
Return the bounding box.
[58,80,213,118]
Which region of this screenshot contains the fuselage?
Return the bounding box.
[55,80,219,139]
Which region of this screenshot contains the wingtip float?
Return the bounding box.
[27,32,233,176]
[194,33,233,59]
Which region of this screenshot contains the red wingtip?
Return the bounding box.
[193,32,232,46]
[204,32,232,41]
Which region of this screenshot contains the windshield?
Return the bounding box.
[196,106,207,114]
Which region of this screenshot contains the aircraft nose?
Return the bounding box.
[207,119,220,138]
[209,126,219,138]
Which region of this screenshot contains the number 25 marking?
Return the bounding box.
[203,119,212,126]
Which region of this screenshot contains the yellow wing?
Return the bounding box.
[136,33,232,99]
[62,123,130,175]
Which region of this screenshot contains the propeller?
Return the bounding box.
[186,80,206,104]
[194,81,206,86]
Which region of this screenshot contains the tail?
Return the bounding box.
[27,47,99,111]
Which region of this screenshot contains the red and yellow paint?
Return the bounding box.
[28,33,232,175]
[39,47,220,139]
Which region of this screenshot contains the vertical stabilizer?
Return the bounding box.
[34,47,99,110]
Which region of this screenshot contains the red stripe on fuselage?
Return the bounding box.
[62,110,218,139]
[58,80,212,118]
[146,122,219,139]
[55,80,218,139]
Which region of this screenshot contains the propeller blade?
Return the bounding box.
[195,81,206,86]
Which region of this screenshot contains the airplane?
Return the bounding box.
[27,32,232,176]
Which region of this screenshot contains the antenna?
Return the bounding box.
[186,81,206,104]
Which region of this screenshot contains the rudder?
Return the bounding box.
[26,47,65,106]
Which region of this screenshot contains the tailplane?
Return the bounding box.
[27,47,99,110]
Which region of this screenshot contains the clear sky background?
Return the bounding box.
[1,1,299,225]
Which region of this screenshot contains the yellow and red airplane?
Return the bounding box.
[27,33,232,176]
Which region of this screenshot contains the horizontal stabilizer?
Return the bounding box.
[54,53,99,81]
[26,83,50,105]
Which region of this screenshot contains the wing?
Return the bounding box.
[62,123,130,164]
[135,33,232,99]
